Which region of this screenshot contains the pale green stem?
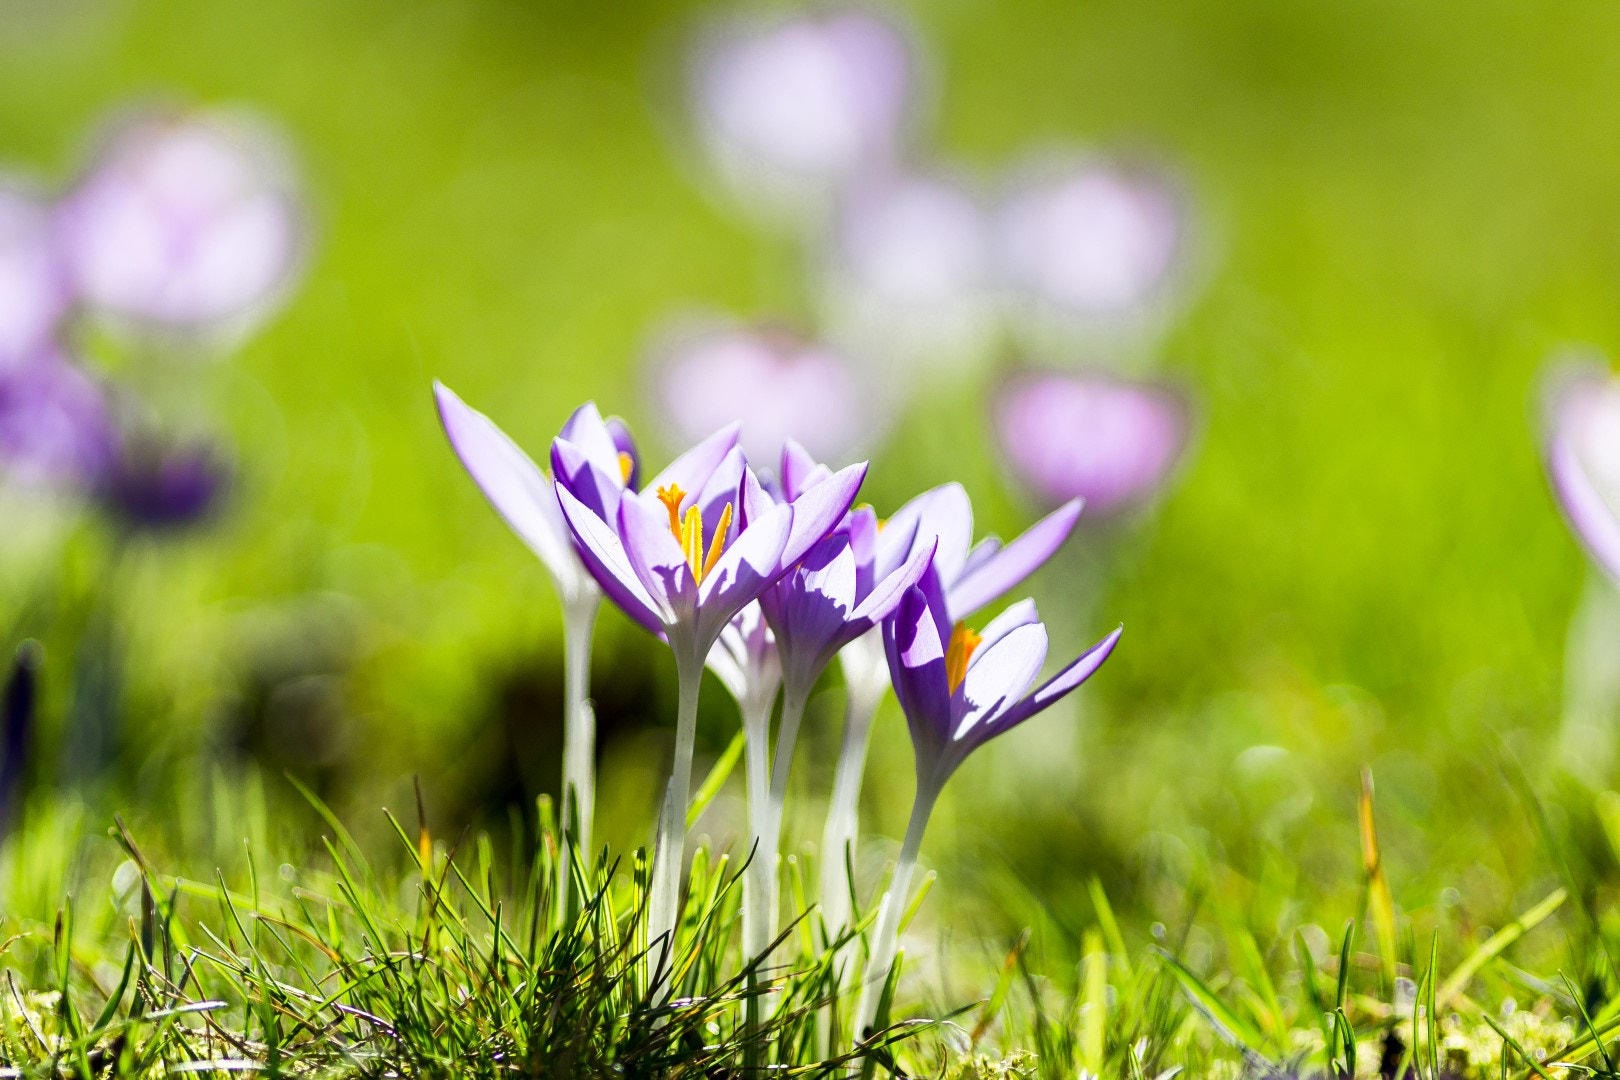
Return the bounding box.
[559,597,599,914]
[740,689,777,963]
[816,685,882,1058]
[760,682,811,962]
[818,685,882,945]
[648,648,703,985]
[851,780,939,1048]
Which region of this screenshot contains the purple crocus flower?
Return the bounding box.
[96,430,229,530]
[56,108,305,336]
[994,372,1188,516]
[690,8,913,220]
[434,384,642,906]
[650,321,871,466]
[0,185,69,364]
[821,170,997,387]
[0,350,112,490]
[1545,364,1620,583]
[995,160,1182,329]
[853,570,1120,1041]
[553,415,866,964]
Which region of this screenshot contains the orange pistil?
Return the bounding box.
[659,483,734,584]
[945,621,982,694]
[618,451,635,486]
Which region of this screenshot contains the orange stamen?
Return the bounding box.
[656,484,686,539]
[618,451,635,486]
[945,621,982,694]
[701,503,733,582]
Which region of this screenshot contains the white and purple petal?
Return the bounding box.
[946,498,1083,620]
[554,482,664,635]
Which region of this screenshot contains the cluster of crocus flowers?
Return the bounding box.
[435,384,1122,1054]
[0,104,306,528]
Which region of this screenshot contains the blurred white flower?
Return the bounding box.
[996,159,1185,358]
[57,107,305,340]
[690,8,914,223]
[819,170,998,390]
[647,318,873,466]
[0,184,69,366]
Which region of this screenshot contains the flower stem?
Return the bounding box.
[648,648,703,986]
[759,682,810,963]
[559,597,598,916]
[740,688,776,1068]
[852,780,938,1048]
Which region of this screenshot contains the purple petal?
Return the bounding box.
[644,421,741,500]
[848,535,935,626]
[696,500,793,646]
[994,373,1188,515]
[781,460,868,569]
[955,621,1048,745]
[606,416,640,490]
[551,437,625,525]
[973,598,1040,655]
[559,401,625,485]
[1546,366,1620,584]
[554,482,664,635]
[0,186,69,362]
[768,533,859,686]
[780,439,826,501]
[618,490,698,626]
[883,584,950,750]
[877,482,973,583]
[694,445,747,543]
[435,382,578,583]
[946,499,1082,620]
[739,464,779,530]
[991,625,1123,733]
[0,351,111,488]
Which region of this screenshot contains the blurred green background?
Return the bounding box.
[2,0,1617,955]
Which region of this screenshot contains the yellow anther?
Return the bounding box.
[657,484,686,538]
[618,451,635,486]
[945,621,982,694]
[680,505,703,580]
[701,503,733,582]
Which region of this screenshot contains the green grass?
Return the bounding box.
[3,762,1620,1077]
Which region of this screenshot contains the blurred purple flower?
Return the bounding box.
[57,108,304,335]
[996,161,1183,323]
[0,351,111,489]
[691,8,913,218]
[1546,364,1620,583]
[994,372,1188,516]
[651,322,871,467]
[0,185,70,364]
[821,171,997,384]
[96,431,229,530]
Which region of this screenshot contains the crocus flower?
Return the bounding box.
[994,372,1188,516]
[553,417,866,965]
[0,351,112,490]
[435,384,641,909]
[821,171,997,388]
[57,108,304,337]
[717,442,933,966]
[649,321,871,466]
[818,479,1082,1003]
[690,9,913,221]
[995,161,1183,343]
[96,430,229,530]
[853,572,1121,1041]
[1546,364,1620,584]
[0,185,69,364]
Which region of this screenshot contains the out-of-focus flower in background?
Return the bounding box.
[689,8,913,223]
[996,161,1185,354]
[647,320,873,466]
[0,185,70,364]
[819,171,997,388]
[0,351,111,490]
[95,430,229,531]
[56,108,305,339]
[1545,363,1620,584]
[994,371,1188,517]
